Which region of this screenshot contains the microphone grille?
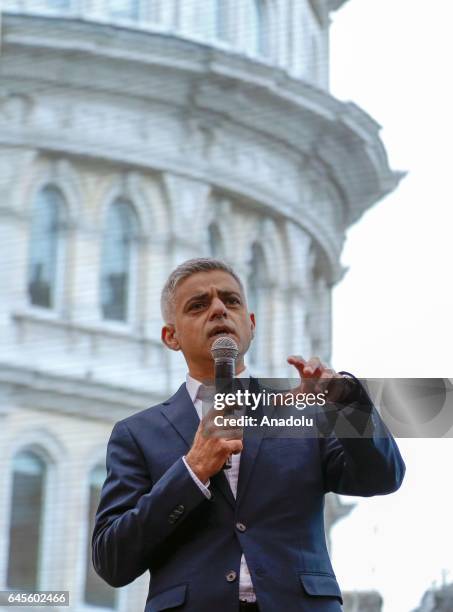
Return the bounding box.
[211,336,239,360]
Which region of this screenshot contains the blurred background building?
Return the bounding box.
[342,591,383,612]
[0,0,401,610]
[412,581,453,612]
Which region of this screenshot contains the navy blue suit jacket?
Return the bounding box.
[92,376,405,612]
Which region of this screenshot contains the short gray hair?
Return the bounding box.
[160,257,245,323]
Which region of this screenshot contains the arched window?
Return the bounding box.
[100,199,139,322]
[247,243,267,364]
[7,452,47,590]
[208,222,224,259]
[84,465,117,608]
[246,0,269,57]
[27,185,66,309]
[107,0,140,21]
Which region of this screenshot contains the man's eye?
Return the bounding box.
[190,302,205,310]
[227,297,241,305]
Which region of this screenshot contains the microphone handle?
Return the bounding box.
[214,358,235,390]
[214,357,235,470]
[223,455,233,470]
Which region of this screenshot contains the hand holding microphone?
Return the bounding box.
[185,336,242,482]
[211,336,241,469]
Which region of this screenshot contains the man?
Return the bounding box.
[92,258,405,612]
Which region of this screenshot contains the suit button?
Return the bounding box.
[225,570,237,582]
[176,504,185,513]
[236,522,246,532]
[168,514,176,524]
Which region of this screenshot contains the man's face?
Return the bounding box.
[161,270,255,379]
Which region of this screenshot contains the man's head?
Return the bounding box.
[161,258,255,380]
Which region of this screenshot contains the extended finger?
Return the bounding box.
[287,356,309,382]
[287,355,307,371]
[303,357,324,376]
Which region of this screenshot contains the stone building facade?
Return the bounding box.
[0,1,399,610]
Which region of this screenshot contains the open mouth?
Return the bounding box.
[209,327,234,338]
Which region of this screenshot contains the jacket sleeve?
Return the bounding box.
[92,420,208,588]
[318,373,406,496]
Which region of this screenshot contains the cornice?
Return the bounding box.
[0,362,165,423]
[0,12,402,280]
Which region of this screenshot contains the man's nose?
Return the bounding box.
[209,297,228,319]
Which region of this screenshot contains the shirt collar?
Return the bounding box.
[186,367,250,404]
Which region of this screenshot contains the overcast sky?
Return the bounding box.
[329,1,453,610]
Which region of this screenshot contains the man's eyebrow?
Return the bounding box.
[183,289,242,307]
[183,292,210,308]
[218,290,242,299]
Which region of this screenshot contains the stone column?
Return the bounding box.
[162,172,211,385]
[309,273,332,364]
[235,0,250,53]
[163,172,211,267]
[0,149,35,319]
[285,222,313,361]
[157,0,177,29]
[270,282,292,377]
[0,208,29,317]
[275,0,289,69]
[289,0,305,77]
[177,0,197,36]
[69,221,102,326]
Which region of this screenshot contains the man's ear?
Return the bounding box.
[249,312,256,338]
[161,324,181,351]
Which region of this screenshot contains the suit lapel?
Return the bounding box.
[210,471,236,508]
[160,383,235,509]
[235,435,264,508]
[160,384,199,448]
[236,377,271,507]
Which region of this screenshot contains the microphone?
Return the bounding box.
[211,336,239,470]
[211,335,239,388]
